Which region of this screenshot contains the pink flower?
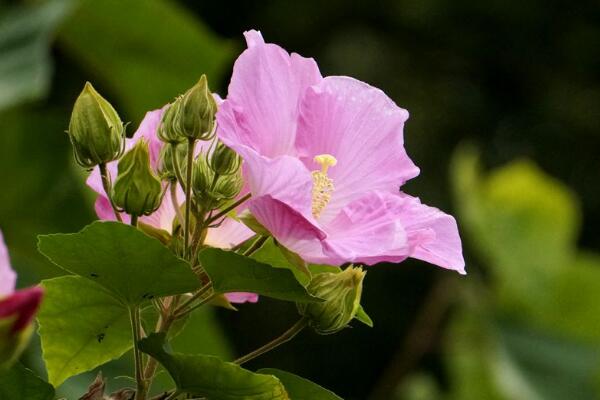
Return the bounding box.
[0,230,44,358]
[217,30,465,274]
[86,109,258,303]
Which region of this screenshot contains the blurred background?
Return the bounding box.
[1,0,599,399]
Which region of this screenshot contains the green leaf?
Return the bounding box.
[37,276,132,387]
[0,363,55,400]
[258,369,343,400]
[0,0,72,110]
[252,238,336,286]
[57,0,235,120]
[139,333,289,399]
[38,221,200,305]
[199,248,321,303]
[354,305,374,328]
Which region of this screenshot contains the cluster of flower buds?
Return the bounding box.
[297,266,366,335]
[158,75,217,144]
[112,140,163,217]
[192,144,243,210]
[67,82,125,168]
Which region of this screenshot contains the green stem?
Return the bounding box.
[173,282,212,317]
[206,193,251,225]
[171,144,186,193]
[129,306,147,400]
[183,138,196,258]
[243,235,268,257]
[169,181,184,228]
[143,313,174,392]
[234,318,308,365]
[130,214,139,227]
[99,162,123,222]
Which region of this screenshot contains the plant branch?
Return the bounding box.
[234,317,308,365]
[205,193,251,225]
[169,181,184,228]
[183,138,195,258]
[99,162,123,222]
[129,306,147,400]
[242,235,268,257]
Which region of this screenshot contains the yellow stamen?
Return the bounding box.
[311,154,337,218]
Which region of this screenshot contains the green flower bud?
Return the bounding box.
[178,75,217,141]
[210,142,241,176]
[297,266,366,335]
[158,142,188,181]
[112,140,163,216]
[67,82,125,168]
[157,100,186,144]
[192,156,242,209]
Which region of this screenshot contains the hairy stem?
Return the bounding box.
[206,193,251,225]
[234,318,308,365]
[183,138,196,258]
[129,306,146,400]
[242,235,268,257]
[169,181,184,227]
[99,162,123,222]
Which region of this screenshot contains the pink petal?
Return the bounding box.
[130,108,165,168]
[0,286,43,333]
[296,76,420,222]
[217,31,322,158]
[205,218,254,250]
[321,192,409,265]
[0,230,16,297]
[394,194,465,274]
[225,292,259,304]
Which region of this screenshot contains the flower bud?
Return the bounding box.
[67,82,125,168]
[112,140,163,216]
[297,266,366,335]
[0,286,44,368]
[193,156,242,209]
[157,100,185,144]
[210,142,241,176]
[158,142,188,181]
[177,75,217,141]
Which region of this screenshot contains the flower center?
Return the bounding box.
[311,154,337,218]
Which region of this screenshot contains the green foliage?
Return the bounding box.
[199,248,321,303]
[37,276,132,387]
[139,333,289,399]
[0,0,72,111]
[0,363,55,400]
[443,146,600,399]
[258,368,343,400]
[38,221,200,305]
[57,0,235,120]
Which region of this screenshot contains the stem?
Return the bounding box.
[243,235,268,257]
[234,318,308,365]
[130,214,139,227]
[206,193,251,225]
[99,163,123,222]
[173,282,212,317]
[129,306,147,400]
[143,314,174,390]
[183,138,196,258]
[171,144,186,193]
[169,181,184,228]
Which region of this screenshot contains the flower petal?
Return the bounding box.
[394,194,465,274]
[217,30,322,158]
[0,286,44,333]
[321,192,409,265]
[225,292,259,304]
[296,76,420,222]
[0,230,16,297]
[205,218,254,250]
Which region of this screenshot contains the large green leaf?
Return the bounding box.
[258,369,342,400]
[57,0,235,120]
[199,248,321,303]
[0,0,72,110]
[0,363,55,400]
[139,333,289,399]
[38,221,200,305]
[37,276,132,387]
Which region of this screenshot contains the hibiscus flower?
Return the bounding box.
[217,30,465,273]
